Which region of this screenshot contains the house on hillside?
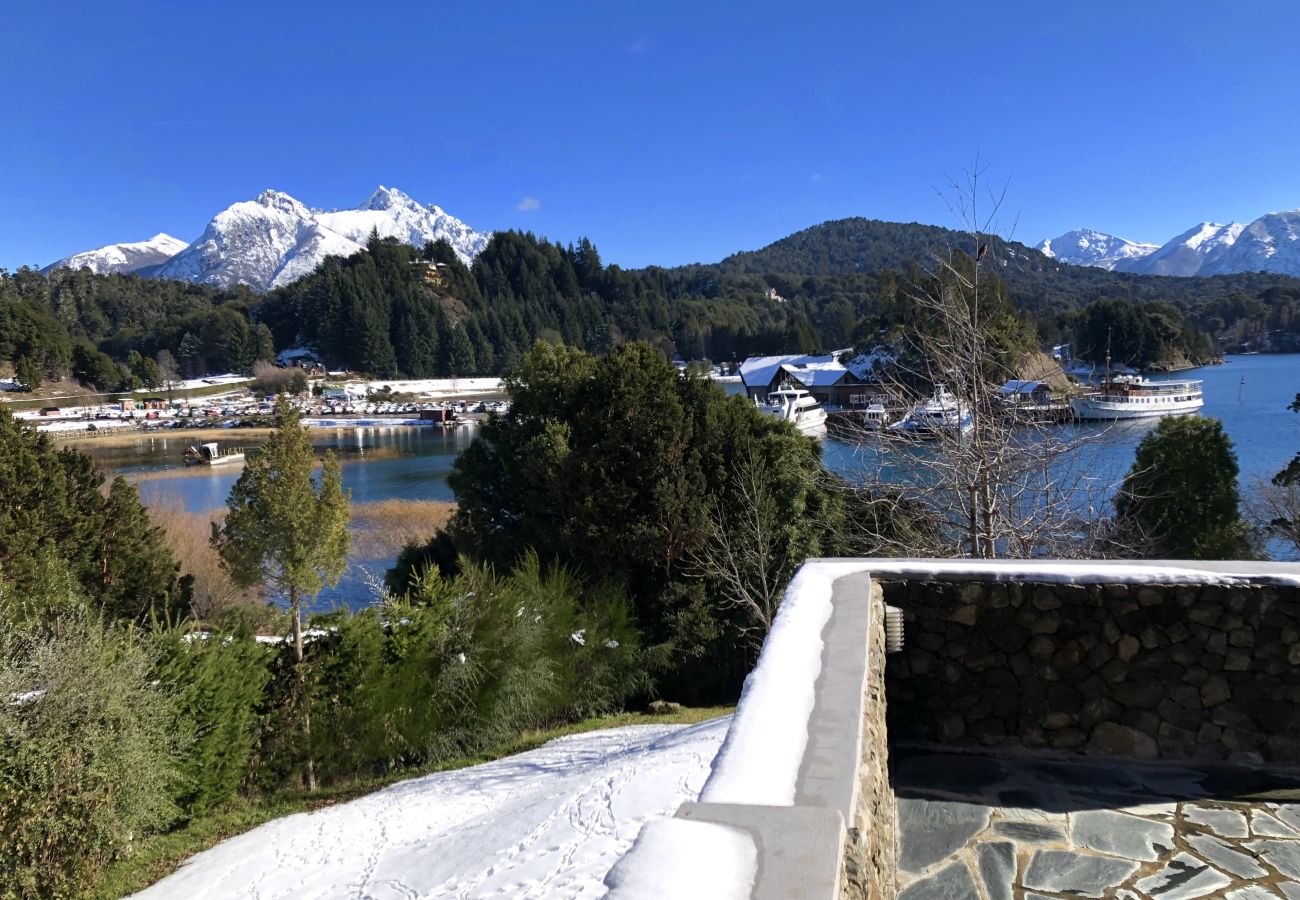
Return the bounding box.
[739,352,885,410]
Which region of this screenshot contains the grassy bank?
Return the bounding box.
[91,705,732,898]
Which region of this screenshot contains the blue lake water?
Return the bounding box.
[87,354,1300,609]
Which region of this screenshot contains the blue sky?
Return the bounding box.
[2,0,1298,271]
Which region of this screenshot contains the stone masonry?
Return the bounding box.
[883,580,1300,765]
[841,579,897,899]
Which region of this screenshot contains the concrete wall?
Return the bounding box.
[605,562,897,899]
[882,568,1300,765]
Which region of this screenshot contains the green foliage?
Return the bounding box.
[1116,415,1257,559]
[0,409,182,625]
[154,629,271,816]
[0,587,181,899]
[445,341,841,700]
[0,266,258,383]
[1072,297,1216,369]
[212,404,351,636]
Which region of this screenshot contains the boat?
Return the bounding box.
[184,442,247,466]
[1069,375,1204,420]
[758,386,828,436]
[888,383,973,438]
[1068,328,1204,420]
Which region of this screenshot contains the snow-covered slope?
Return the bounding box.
[42,233,188,276]
[1116,221,1245,276]
[1202,210,1300,277]
[1040,210,1300,278]
[315,186,490,260]
[61,187,490,293]
[130,718,730,900]
[1036,229,1158,271]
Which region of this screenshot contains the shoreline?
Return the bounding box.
[54,419,481,449]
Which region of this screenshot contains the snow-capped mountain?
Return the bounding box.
[1039,209,1300,278]
[1116,222,1245,276]
[43,233,189,276]
[315,186,490,260]
[1035,229,1159,271]
[1201,210,1300,277]
[54,187,490,292]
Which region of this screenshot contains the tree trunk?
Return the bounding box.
[291,586,317,792]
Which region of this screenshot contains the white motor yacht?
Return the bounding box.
[888,383,973,438]
[758,386,828,436]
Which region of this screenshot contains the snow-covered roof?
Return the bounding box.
[738,353,850,390]
[999,380,1048,394]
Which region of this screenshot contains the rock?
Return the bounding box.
[1030,612,1061,635]
[646,700,681,715]
[1133,852,1232,900]
[1113,682,1163,709]
[1200,677,1231,708]
[1206,632,1228,655]
[1224,649,1251,671]
[1069,809,1174,861]
[1088,722,1158,759]
[1229,628,1255,648]
[1116,635,1140,660]
[1023,850,1138,898]
[1028,635,1055,658]
[951,605,980,626]
[1044,712,1073,729]
[958,582,984,604]
[898,860,980,900]
[896,798,993,873]
[993,821,1065,842]
[937,713,966,741]
[1031,589,1061,611]
[976,842,1015,900]
[1250,809,1300,838]
[1243,839,1300,879]
[1185,832,1265,878]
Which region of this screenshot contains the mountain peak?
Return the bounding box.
[253,189,310,217]
[1036,229,1158,271]
[42,232,189,277]
[143,186,491,291]
[362,185,419,211]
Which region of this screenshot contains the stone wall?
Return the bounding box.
[841,579,897,900]
[884,579,1300,765]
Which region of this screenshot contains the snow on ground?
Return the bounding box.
[131,718,730,900]
[364,377,503,396]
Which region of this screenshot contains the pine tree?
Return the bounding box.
[254,323,276,363]
[211,404,350,789]
[447,325,477,376]
[1116,416,1257,559]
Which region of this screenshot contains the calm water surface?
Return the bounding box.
[88,355,1299,609]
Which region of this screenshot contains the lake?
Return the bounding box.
[83,354,1300,609]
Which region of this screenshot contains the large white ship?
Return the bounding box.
[1070,375,1204,420]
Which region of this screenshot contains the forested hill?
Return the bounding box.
[5,218,1300,388]
[695,216,1300,314]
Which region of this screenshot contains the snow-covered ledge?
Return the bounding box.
[604,557,1300,900]
[605,560,891,899]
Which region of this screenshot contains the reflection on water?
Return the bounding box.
[85,355,1298,610]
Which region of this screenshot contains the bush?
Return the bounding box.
[154,628,272,816]
[1116,415,1258,559]
[0,583,181,899]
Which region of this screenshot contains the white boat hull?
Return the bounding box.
[1070,396,1204,420]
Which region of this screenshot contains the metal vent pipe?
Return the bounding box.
[884,604,904,653]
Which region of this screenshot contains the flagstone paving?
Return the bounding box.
[895,751,1300,899]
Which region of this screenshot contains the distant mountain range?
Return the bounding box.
[43,187,490,292]
[1037,210,1300,277]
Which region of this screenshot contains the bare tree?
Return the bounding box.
[840,162,1122,558]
